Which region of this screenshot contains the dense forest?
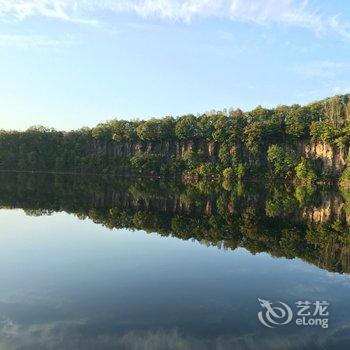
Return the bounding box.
[1,173,350,273]
[1,94,350,182]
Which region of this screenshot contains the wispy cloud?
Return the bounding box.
[0,33,75,48]
[0,1,349,40]
[293,60,349,78]
[0,0,98,25]
[331,83,350,95]
[329,15,350,40]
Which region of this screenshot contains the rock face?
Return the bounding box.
[86,139,219,160]
[81,96,350,176]
[85,138,348,176]
[300,141,349,176]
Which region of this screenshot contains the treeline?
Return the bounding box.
[1,173,350,273]
[1,94,350,181]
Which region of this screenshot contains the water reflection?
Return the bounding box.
[1,173,350,349]
[1,173,350,273]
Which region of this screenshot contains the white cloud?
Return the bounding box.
[294,60,349,78]
[228,0,324,31]
[0,33,75,48]
[0,0,349,40]
[0,0,98,25]
[329,15,350,40]
[331,83,350,95]
[0,0,72,20]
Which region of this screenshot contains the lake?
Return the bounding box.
[0,173,350,349]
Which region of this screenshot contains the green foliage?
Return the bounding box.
[92,123,112,140]
[267,145,296,178]
[310,119,340,143]
[341,167,350,181]
[136,117,175,141]
[222,167,233,180]
[196,114,218,141]
[294,184,316,205]
[182,150,204,170]
[218,143,231,168]
[175,114,200,140]
[197,162,217,177]
[243,121,265,155]
[130,154,162,173]
[222,167,235,190]
[111,120,138,142]
[295,158,317,181]
[265,189,298,218]
[248,106,273,121]
[2,172,350,272]
[0,94,349,181]
[212,110,246,144]
[285,106,311,139]
[236,163,246,180]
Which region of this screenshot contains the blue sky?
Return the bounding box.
[1,0,350,131]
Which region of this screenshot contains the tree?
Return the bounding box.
[218,143,231,168]
[92,123,112,140]
[182,150,204,170]
[197,114,218,141]
[243,121,265,155]
[285,106,310,139]
[175,115,200,140]
[222,167,233,180]
[340,167,350,181]
[213,110,247,144]
[295,158,317,181]
[109,120,139,142]
[310,119,341,144]
[236,163,246,179]
[130,154,162,173]
[267,145,296,178]
[136,117,175,141]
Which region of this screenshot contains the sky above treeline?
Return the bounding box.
[1,0,350,131]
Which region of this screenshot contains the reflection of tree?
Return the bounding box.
[265,189,298,218]
[1,173,350,273]
[24,209,54,216]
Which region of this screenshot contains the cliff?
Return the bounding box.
[298,141,349,176]
[1,93,350,179]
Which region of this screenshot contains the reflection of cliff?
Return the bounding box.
[301,191,348,223]
[1,173,350,273]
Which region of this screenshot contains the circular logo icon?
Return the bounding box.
[258,298,293,328]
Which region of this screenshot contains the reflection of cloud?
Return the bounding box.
[0,289,71,309]
[0,1,350,40]
[0,319,87,350]
[1,320,350,350]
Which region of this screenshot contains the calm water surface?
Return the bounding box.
[0,174,350,349]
